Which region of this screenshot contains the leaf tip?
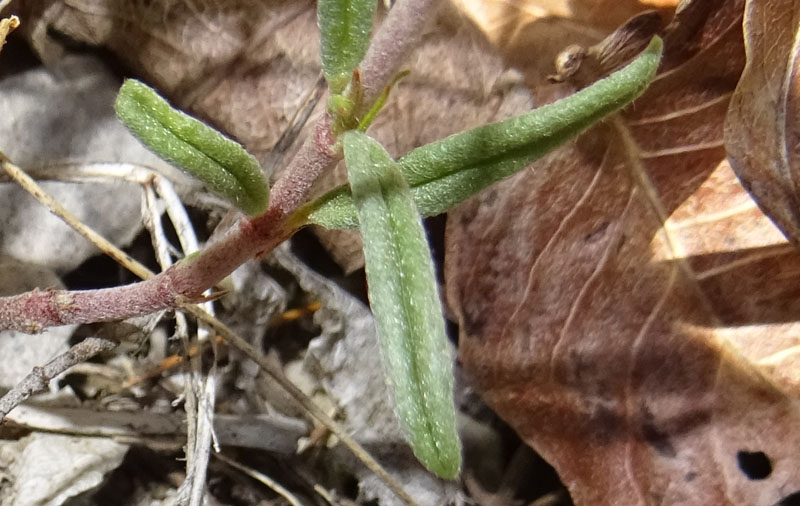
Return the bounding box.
[114,78,143,121]
[418,438,462,480]
[644,35,664,64]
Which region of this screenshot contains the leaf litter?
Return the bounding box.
[4,0,797,505]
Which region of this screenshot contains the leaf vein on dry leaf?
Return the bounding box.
[612,119,665,221]
[694,245,797,281]
[610,118,697,274]
[758,344,800,366]
[638,140,726,159]
[549,185,636,377]
[665,200,760,229]
[624,263,678,503]
[626,93,733,125]
[498,145,610,344]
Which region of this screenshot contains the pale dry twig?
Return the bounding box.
[0,337,117,420]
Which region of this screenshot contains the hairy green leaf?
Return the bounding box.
[344,131,461,479]
[318,0,377,93]
[303,36,663,229]
[115,79,269,216]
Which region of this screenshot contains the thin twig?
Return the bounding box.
[180,362,217,506]
[153,175,204,254]
[143,183,175,271]
[0,337,117,420]
[0,153,152,280]
[2,156,217,505]
[142,183,199,475]
[215,452,308,506]
[0,161,230,212]
[313,484,344,506]
[3,160,220,497]
[5,405,307,453]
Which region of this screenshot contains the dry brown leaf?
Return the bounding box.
[446,0,800,504]
[567,0,676,31]
[725,0,800,243]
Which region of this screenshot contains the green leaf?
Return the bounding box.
[115,79,269,216]
[302,36,664,229]
[318,0,377,93]
[344,131,461,479]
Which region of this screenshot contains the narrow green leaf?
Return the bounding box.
[115,79,269,216]
[302,36,664,229]
[344,131,461,479]
[318,0,377,93]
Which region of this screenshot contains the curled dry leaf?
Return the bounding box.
[0,14,19,55]
[1,432,128,506]
[725,0,800,243]
[447,0,800,504]
[456,0,677,89]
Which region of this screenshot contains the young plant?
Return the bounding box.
[4,0,663,482]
